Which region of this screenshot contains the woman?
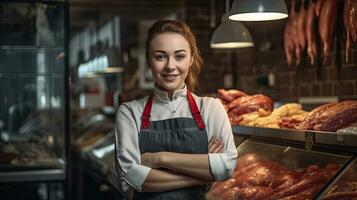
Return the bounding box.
[115,20,237,200]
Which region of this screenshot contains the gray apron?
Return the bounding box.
[133,91,209,200]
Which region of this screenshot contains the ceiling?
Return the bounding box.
[69,0,185,34]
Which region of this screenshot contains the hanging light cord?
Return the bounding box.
[225,0,230,14]
[210,0,216,28]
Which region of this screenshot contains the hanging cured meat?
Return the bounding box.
[314,0,324,16]
[284,16,295,66]
[344,0,357,62]
[284,0,303,66]
[305,0,318,65]
[318,0,338,65]
[297,1,307,55]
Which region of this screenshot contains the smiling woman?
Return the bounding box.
[115,20,238,200]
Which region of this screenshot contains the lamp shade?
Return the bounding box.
[210,14,254,49]
[229,0,288,21]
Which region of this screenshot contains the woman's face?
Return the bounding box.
[148,33,192,93]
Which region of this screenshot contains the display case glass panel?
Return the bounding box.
[0,2,66,171]
[207,139,351,200]
[84,131,115,174]
[73,121,113,150]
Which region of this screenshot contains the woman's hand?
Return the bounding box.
[208,136,224,153]
[141,152,162,168]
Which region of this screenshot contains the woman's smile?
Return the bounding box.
[162,73,180,81]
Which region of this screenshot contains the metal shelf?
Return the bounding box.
[0,169,66,183]
[232,125,357,153]
[0,45,64,51]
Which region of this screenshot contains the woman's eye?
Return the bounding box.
[175,54,186,61]
[154,55,166,61]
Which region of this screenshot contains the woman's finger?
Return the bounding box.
[208,137,221,152]
[208,137,217,148]
[215,144,224,153]
[209,137,224,153]
[211,143,224,153]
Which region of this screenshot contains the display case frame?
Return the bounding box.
[233,125,357,154]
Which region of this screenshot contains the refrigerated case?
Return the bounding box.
[319,157,357,200]
[207,139,352,200]
[72,121,123,200]
[205,124,357,200]
[0,1,68,199]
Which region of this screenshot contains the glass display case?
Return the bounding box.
[319,157,357,200]
[207,139,352,200]
[83,130,115,173]
[0,0,68,184]
[72,121,113,151]
[74,128,123,200]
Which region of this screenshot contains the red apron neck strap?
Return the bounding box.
[187,91,206,130]
[140,93,154,130]
[140,91,206,131]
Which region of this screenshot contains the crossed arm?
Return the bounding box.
[140,137,224,192]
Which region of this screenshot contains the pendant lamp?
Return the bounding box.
[210,0,254,49]
[229,0,288,21]
[210,14,254,48]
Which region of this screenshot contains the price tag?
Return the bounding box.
[305,131,315,150]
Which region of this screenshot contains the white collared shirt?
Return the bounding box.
[115,85,238,192]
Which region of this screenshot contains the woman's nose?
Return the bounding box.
[165,56,176,70]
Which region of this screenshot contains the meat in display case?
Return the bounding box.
[206,140,352,200]
[319,158,357,200]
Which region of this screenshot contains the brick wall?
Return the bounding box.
[185,0,357,101]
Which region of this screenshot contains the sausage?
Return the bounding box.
[318,0,338,65]
[208,178,237,197]
[343,0,357,62]
[305,0,318,65]
[297,0,307,53]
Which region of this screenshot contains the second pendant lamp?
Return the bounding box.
[210,0,254,49]
[229,0,288,21]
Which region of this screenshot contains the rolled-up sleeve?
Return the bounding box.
[115,102,151,192]
[204,98,238,181]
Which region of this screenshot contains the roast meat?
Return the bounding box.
[218,89,247,103]
[227,94,273,116]
[296,100,357,131]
